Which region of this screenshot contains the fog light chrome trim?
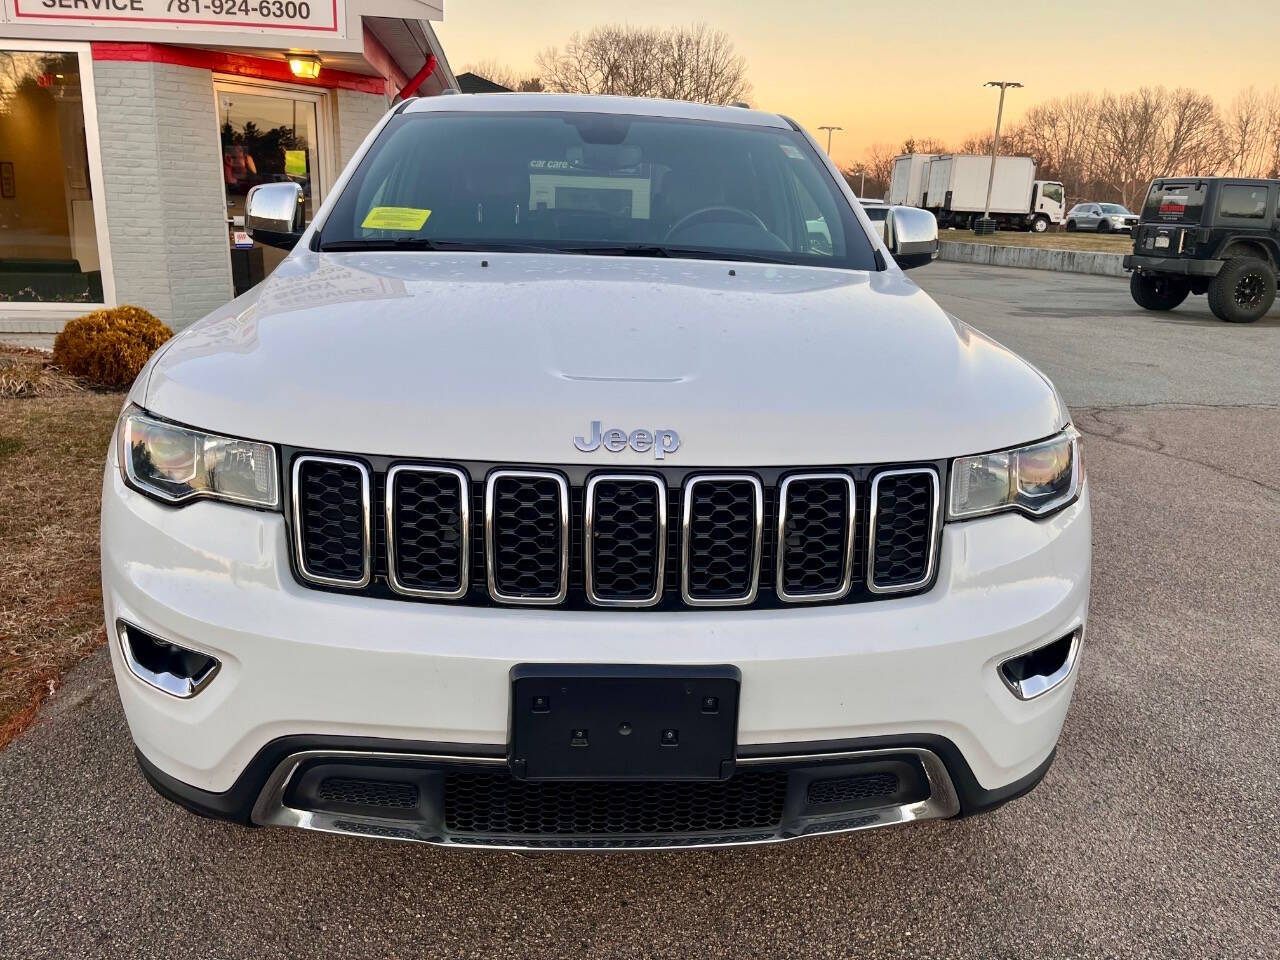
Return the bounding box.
[116,620,221,699]
[998,628,1082,701]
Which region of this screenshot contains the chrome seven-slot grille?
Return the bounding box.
[289,454,941,610]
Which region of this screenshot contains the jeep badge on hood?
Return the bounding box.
[574,422,681,459]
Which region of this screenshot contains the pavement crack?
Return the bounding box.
[1076,407,1280,496]
[1079,401,1280,412]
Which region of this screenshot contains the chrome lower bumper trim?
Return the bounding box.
[250,746,960,851]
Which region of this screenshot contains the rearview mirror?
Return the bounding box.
[246,181,305,251]
[884,206,939,270]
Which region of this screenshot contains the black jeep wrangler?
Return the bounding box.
[1124,177,1278,323]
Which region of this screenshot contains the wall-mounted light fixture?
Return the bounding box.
[288,55,322,80]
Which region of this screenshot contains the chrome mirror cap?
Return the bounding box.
[885,206,939,270]
[246,181,305,250]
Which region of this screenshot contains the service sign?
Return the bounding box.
[9,0,342,33]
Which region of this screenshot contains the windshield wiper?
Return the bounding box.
[558,243,789,264]
[318,237,789,264]
[319,237,443,252]
[318,238,569,254]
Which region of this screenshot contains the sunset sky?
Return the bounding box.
[436,0,1280,168]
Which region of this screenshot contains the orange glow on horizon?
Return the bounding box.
[436,0,1278,168]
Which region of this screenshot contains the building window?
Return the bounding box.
[0,50,103,304]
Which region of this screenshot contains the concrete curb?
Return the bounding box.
[939,240,1127,278]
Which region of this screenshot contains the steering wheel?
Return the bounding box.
[664,205,770,241]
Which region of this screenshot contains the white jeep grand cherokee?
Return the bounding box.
[102,94,1089,850]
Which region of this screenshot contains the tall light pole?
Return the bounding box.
[978,81,1022,235]
[818,125,842,156]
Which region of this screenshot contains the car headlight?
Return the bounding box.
[948,428,1081,520]
[120,407,279,509]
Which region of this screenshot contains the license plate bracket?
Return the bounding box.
[509,665,740,781]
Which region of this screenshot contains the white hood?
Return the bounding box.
[143,252,1067,466]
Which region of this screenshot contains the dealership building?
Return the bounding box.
[0,0,456,335]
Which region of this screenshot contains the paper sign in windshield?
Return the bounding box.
[1159,195,1188,216]
[361,207,432,231]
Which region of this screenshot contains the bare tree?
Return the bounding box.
[536,24,751,105]
[1223,87,1280,178]
[460,60,543,92]
[891,82,1276,209]
[1018,93,1101,203]
[1158,88,1226,179]
[846,142,899,199]
[900,136,949,155]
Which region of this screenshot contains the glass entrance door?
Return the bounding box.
[216,82,328,294]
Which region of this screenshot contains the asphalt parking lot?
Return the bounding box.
[2,262,1277,959]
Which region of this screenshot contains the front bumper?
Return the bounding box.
[1124,254,1223,276]
[136,734,1057,849]
[102,459,1090,844]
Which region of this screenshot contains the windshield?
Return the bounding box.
[320,111,876,269]
[1141,182,1207,223]
[1099,204,1131,215]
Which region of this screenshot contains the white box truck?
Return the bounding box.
[911,155,1065,232]
[888,154,939,207]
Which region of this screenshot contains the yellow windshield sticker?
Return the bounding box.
[284,149,307,177]
[361,206,432,231]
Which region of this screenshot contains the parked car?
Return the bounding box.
[1124,177,1278,323]
[102,93,1089,851]
[1065,202,1138,233]
[858,198,890,241]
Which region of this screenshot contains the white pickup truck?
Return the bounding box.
[101,94,1089,851]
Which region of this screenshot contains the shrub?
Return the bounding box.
[51,306,172,389]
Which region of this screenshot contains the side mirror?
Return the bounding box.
[884,206,939,270]
[246,181,305,251]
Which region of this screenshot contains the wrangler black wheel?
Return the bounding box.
[1129,271,1189,311]
[1208,257,1276,323]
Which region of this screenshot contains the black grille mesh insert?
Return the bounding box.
[807,772,899,805]
[390,469,466,594]
[780,476,853,597]
[332,820,419,840]
[489,474,565,600]
[588,478,662,602]
[452,832,778,849]
[289,456,939,608]
[296,459,366,583]
[318,777,419,809]
[800,815,879,835]
[685,478,759,601]
[871,471,937,588]
[443,771,788,836]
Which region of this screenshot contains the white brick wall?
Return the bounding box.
[336,88,390,169]
[89,63,388,330]
[93,60,232,330]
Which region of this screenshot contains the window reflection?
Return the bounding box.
[0,51,102,303]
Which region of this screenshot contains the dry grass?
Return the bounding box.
[941,228,1135,254]
[0,391,124,747]
[0,348,84,399]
